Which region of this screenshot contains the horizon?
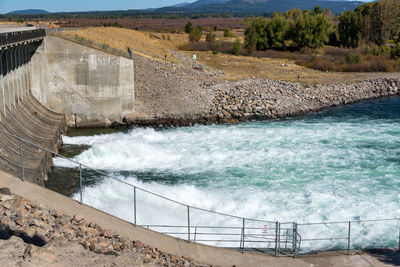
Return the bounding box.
[0,0,373,14]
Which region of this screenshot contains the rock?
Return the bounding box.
[0,187,11,195]
[37,251,56,263]
[1,203,11,210]
[133,240,143,248]
[74,214,84,222]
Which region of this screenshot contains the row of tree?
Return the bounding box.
[243,0,400,52]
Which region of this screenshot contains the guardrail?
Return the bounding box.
[0,29,46,47]
[0,128,399,257]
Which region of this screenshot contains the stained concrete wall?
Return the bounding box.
[31,36,135,127]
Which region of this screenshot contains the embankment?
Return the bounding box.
[127,52,400,126]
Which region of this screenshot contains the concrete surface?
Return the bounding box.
[30,36,135,127]
[0,171,398,267]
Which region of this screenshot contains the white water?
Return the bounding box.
[55,98,400,251]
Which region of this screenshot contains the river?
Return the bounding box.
[47,96,400,252]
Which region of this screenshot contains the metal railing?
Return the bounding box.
[0,128,399,257]
[0,30,46,47]
[50,30,174,63]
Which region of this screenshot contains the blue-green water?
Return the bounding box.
[55,97,400,251]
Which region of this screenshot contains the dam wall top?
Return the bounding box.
[0,29,45,47]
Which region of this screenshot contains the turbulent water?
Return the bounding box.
[54,97,400,252]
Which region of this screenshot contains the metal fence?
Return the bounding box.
[0,129,399,257]
[0,30,46,47]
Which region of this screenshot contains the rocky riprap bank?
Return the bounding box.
[0,188,211,267]
[127,52,400,127]
[211,78,400,123]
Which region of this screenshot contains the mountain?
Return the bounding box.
[163,0,364,14]
[7,9,50,15]
[172,2,191,7]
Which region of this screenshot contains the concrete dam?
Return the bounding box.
[0,28,135,184]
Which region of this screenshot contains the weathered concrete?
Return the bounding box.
[31,36,135,127]
[0,32,66,184]
[0,171,397,267]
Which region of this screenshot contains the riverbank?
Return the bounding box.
[126,52,400,127]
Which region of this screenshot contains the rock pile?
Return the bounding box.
[210,78,400,122]
[0,188,211,266]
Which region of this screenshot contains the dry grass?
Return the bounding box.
[55,27,399,84]
[57,27,188,63]
[188,51,400,84]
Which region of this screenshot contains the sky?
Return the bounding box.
[0,0,196,13]
[0,0,373,14]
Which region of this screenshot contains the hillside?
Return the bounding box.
[6,9,50,15]
[161,0,364,14]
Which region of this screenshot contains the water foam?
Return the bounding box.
[55,97,400,251]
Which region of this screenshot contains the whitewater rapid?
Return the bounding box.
[54,97,400,252]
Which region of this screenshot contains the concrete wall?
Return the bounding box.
[31,36,135,127]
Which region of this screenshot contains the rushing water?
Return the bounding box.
[52,97,400,252]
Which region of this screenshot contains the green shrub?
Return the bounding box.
[391,43,400,59]
[206,32,216,43]
[233,38,242,55]
[189,26,203,42]
[346,52,363,64]
[224,28,234,37]
[185,22,193,34]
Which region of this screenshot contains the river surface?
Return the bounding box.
[49,97,400,252]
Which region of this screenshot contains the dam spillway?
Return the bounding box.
[0,29,66,184]
[0,27,135,184]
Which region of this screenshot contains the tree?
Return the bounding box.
[189,25,202,42]
[244,25,258,54]
[290,12,332,48]
[185,21,193,34]
[376,0,400,44]
[264,13,289,48]
[233,38,242,55]
[338,11,362,48]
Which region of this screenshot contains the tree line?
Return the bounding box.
[243,0,400,52]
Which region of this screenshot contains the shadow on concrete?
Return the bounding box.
[364,249,400,266]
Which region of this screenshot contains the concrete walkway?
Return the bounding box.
[0,171,398,267]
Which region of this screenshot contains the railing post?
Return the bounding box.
[19,139,24,181]
[79,164,82,203]
[134,186,137,225]
[242,218,245,253]
[275,221,278,256]
[399,227,400,252]
[348,221,351,255]
[294,222,298,258]
[187,206,190,242]
[194,226,197,243]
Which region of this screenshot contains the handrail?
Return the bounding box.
[0,30,46,47]
[1,128,399,257]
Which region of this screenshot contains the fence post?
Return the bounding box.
[194,226,197,243]
[398,226,399,252]
[79,164,82,203]
[275,221,278,256]
[242,218,245,253]
[187,206,190,242]
[134,187,137,225]
[347,221,351,255]
[19,139,24,181]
